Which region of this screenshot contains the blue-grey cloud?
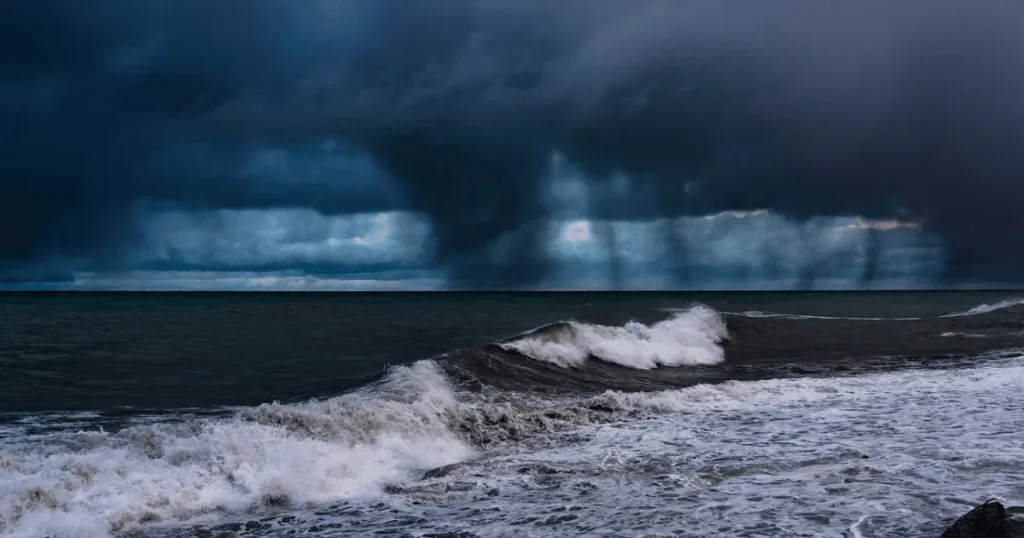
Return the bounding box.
[2,0,1023,288]
[546,213,944,289]
[134,209,431,273]
[58,270,445,292]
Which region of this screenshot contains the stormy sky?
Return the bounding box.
[2,0,1022,290]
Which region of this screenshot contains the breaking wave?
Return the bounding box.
[941,298,1024,317]
[0,352,718,538]
[7,299,1024,537]
[0,362,472,538]
[496,304,728,369]
[7,349,1024,538]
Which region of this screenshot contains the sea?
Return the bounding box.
[2,291,1024,538]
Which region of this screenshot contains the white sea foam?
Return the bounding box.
[0,361,472,538]
[942,298,1024,317]
[390,353,1024,537]
[7,353,1024,537]
[498,305,728,369]
[8,336,1024,537]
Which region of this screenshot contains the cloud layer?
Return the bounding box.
[2,1,1022,288]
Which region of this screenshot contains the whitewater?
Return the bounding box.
[0,362,471,537]
[3,299,1024,537]
[5,354,1024,537]
[497,304,728,369]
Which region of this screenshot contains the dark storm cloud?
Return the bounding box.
[2,0,1023,286]
[0,263,74,285]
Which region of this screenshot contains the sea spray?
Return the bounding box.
[0,361,472,538]
[498,304,728,369]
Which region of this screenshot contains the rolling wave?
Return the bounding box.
[7,299,1024,536]
[496,305,727,369]
[451,300,1024,394]
[0,362,471,538]
[7,350,1024,538]
[0,351,744,537]
[941,298,1024,317]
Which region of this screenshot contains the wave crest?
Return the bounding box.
[497,304,728,369]
[0,361,472,538]
[941,298,1024,317]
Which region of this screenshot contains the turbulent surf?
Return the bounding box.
[3,292,1024,537]
[495,304,727,369]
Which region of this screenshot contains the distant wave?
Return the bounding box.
[497,304,728,369]
[941,330,1024,338]
[939,332,991,338]
[723,310,921,321]
[941,298,1024,318]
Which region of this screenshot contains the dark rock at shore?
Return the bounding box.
[941,500,1024,538]
[423,463,464,480]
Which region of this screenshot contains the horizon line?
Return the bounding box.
[2,288,1022,294]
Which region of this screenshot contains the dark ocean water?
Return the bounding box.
[4,291,1023,413]
[2,291,1024,537]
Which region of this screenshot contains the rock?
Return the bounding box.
[423,463,463,480]
[941,500,1024,538]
